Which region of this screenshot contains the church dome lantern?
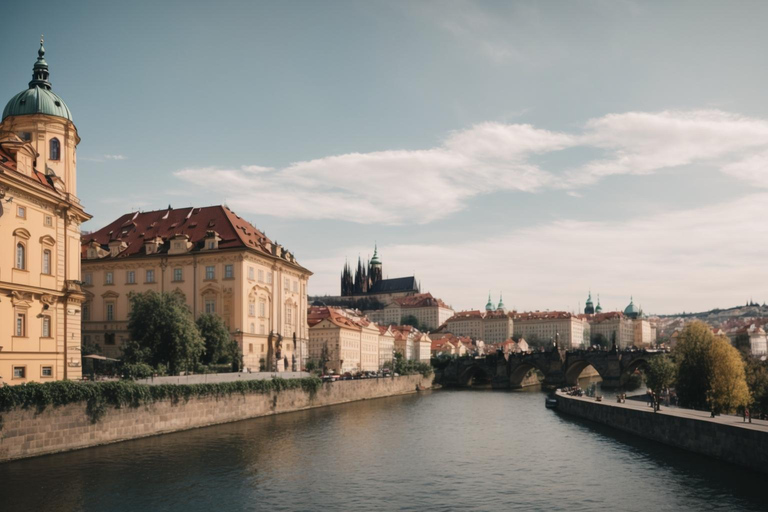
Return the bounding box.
[3,37,73,122]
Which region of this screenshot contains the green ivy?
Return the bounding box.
[0,377,323,425]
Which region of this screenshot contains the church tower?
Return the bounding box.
[0,39,90,383]
[584,291,595,315]
[369,244,382,287]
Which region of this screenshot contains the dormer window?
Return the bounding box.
[50,138,60,161]
[203,230,220,250]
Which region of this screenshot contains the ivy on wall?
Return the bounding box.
[0,377,324,425]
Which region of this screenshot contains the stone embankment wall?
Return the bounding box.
[556,392,768,474]
[0,375,430,463]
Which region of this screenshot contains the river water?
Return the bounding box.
[1,388,766,511]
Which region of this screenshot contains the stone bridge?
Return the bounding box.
[435,349,664,389]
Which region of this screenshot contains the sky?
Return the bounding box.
[2,0,767,315]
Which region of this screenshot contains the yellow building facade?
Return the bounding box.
[0,41,90,384]
[81,206,311,371]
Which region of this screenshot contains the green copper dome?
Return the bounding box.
[624,296,639,317]
[3,38,72,122]
[370,244,381,266]
[485,292,495,312]
[595,295,602,313]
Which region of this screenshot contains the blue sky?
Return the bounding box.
[3,0,767,314]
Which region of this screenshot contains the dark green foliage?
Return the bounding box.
[591,333,609,348]
[400,315,430,332]
[120,362,154,379]
[674,322,715,409]
[744,357,768,416]
[196,313,234,365]
[0,377,324,425]
[123,291,205,375]
[645,355,677,397]
[389,352,433,378]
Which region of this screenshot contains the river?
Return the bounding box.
[1,387,766,511]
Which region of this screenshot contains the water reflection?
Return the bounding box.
[1,390,765,511]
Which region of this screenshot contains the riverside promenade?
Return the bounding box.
[563,392,768,432]
[555,390,768,473]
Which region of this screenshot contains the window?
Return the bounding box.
[105,271,113,285]
[259,301,266,318]
[249,343,254,353]
[204,299,216,314]
[146,269,155,283]
[126,270,135,284]
[17,206,26,219]
[173,268,183,281]
[284,277,290,291]
[45,215,52,227]
[16,243,25,270]
[258,269,264,282]
[248,267,255,280]
[266,272,272,284]
[15,312,26,337]
[293,281,298,293]
[205,266,215,280]
[42,316,51,337]
[260,341,265,351]
[286,307,292,325]
[249,301,256,317]
[224,264,234,279]
[250,323,255,334]
[42,249,52,275]
[82,303,90,321]
[207,241,215,250]
[13,367,25,379]
[84,272,92,286]
[50,138,60,160]
[41,366,53,378]
[106,303,115,321]
[104,333,115,345]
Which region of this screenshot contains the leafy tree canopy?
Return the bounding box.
[196,313,236,366]
[123,291,205,375]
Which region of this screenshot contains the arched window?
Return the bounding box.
[16,243,25,270]
[50,138,60,161]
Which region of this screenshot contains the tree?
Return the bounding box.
[708,336,750,414]
[123,291,205,375]
[744,357,768,417]
[591,333,609,348]
[734,333,751,356]
[674,321,715,410]
[645,355,676,409]
[674,321,750,414]
[196,313,234,365]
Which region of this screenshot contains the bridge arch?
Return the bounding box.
[619,356,651,387]
[508,360,547,388]
[459,364,492,387]
[564,358,606,386]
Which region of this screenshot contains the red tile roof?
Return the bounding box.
[0,145,57,192]
[446,310,485,321]
[81,205,309,272]
[513,311,577,321]
[393,293,450,309]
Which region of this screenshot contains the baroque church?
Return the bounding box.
[0,39,90,383]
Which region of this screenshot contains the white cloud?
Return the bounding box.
[304,193,768,315]
[175,109,768,225]
[81,154,127,162]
